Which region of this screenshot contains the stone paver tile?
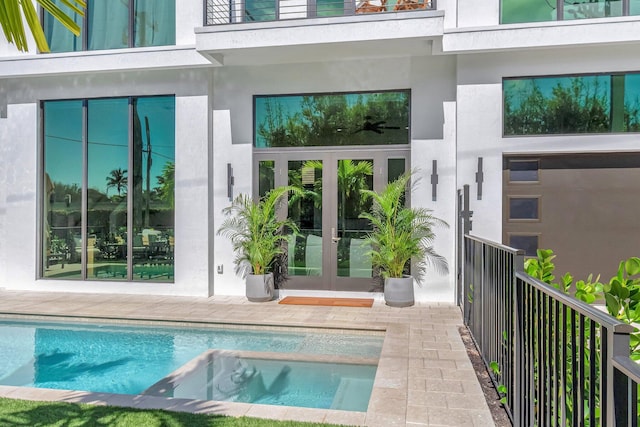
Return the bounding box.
[445,393,491,410]
[425,379,464,393]
[437,349,471,360]
[364,412,406,427]
[282,407,328,423]
[407,389,448,408]
[411,367,443,379]
[427,408,479,426]
[423,359,458,369]
[323,410,366,426]
[408,375,426,391]
[366,396,406,417]
[369,387,407,402]
[440,368,479,381]
[244,403,289,420]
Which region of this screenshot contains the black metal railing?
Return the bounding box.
[462,234,640,426]
[205,0,436,25]
[463,235,523,422]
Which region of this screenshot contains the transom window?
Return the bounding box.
[503,73,640,136]
[254,90,410,148]
[44,0,176,53]
[42,96,175,282]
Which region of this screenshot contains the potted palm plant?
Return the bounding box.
[217,186,300,302]
[360,171,448,307]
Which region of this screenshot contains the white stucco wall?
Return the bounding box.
[210,55,458,301]
[456,46,640,244]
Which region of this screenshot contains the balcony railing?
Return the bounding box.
[462,234,640,426]
[205,0,436,25]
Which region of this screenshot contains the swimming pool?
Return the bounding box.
[0,318,383,411]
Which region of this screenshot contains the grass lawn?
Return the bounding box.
[0,397,348,427]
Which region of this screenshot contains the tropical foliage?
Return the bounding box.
[156,161,175,208]
[359,171,448,281]
[217,186,302,277]
[0,0,85,52]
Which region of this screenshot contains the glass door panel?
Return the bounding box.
[287,160,323,278]
[336,159,373,279]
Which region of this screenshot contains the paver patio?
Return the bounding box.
[0,290,495,426]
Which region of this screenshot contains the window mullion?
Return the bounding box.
[557,0,564,21]
[127,97,134,281]
[130,0,135,48]
[81,100,88,279]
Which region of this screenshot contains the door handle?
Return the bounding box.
[331,228,341,243]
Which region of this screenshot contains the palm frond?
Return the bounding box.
[359,170,449,283]
[0,0,85,53]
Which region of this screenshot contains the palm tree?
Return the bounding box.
[106,168,128,198]
[0,0,85,53]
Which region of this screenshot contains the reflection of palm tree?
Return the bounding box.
[106,168,128,197]
[298,159,373,234]
[156,162,175,208]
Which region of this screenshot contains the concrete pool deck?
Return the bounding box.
[0,290,495,426]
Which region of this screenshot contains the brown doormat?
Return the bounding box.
[278,296,374,308]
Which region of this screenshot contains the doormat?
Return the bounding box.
[278,296,374,308]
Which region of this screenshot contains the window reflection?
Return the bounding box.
[43,101,83,279]
[42,96,175,282]
[502,0,627,23]
[255,91,410,148]
[504,75,612,135]
[45,0,176,53]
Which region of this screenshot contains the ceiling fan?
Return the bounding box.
[353,116,401,134]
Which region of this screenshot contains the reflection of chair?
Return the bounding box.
[305,234,322,276]
[356,0,386,13]
[349,238,372,278]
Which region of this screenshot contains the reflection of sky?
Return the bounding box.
[254,92,408,146]
[44,97,175,193]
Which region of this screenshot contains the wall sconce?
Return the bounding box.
[227,163,234,201]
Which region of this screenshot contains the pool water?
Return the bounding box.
[0,319,382,410]
[145,350,377,411]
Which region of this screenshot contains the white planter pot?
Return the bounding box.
[246,273,274,302]
[384,276,415,307]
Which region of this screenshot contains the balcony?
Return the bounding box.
[196,0,443,65]
[205,0,436,25]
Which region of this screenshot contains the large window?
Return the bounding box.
[254,91,410,148]
[504,73,640,135]
[43,96,175,282]
[44,0,176,52]
[501,0,640,24]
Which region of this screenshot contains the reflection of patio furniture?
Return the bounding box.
[393,0,428,11]
[305,234,322,276]
[356,0,386,13]
[133,234,148,260]
[349,238,372,278]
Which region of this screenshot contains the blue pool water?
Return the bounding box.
[0,319,382,410]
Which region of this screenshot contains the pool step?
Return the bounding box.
[330,377,372,411]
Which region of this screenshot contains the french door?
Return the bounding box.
[254,148,409,291]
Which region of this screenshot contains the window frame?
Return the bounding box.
[502,71,640,137]
[40,94,176,282]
